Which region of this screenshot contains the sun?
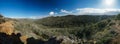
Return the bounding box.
[101,0,116,8]
[104,0,115,6]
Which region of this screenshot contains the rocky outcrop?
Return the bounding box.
[0,21,14,35]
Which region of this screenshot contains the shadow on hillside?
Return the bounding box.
[27,37,63,44]
[0,32,23,44]
[27,37,45,44]
[0,32,63,44]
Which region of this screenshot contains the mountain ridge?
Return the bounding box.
[0,14,119,44]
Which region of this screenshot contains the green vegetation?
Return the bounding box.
[12,14,120,44]
[37,15,112,28]
[116,14,120,20]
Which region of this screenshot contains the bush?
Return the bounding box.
[116,14,120,20]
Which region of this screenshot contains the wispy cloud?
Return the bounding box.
[57,8,120,15]
[75,8,120,15]
[60,9,72,14]
[76,8,120,13]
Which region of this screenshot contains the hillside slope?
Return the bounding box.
[0,15,119,44]
[13,15,118,44]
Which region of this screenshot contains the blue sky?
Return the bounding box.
[0,0,119,18]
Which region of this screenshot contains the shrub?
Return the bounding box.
[116,14,120,20]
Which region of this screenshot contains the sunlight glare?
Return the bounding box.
[104,0,115,6]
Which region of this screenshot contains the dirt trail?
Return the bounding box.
[0,21,14,35]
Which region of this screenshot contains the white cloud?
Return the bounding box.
[49,11,55,16]
[75,8,120,15]
[61,9,72,14]
[51,8,120,16]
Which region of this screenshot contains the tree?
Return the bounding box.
[116,14,120,20]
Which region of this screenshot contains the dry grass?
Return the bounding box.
[0,21,14,35]
[20,35,28,44]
